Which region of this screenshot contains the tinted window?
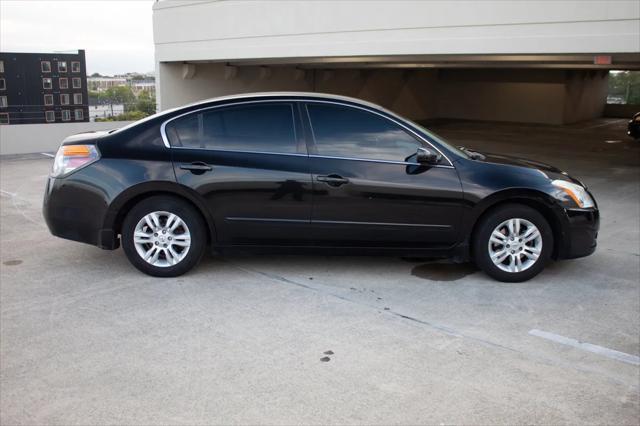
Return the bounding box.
[166,103,297,153]
[307,104,421,162]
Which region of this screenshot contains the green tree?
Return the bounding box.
[102,86,136,111]
[135,90,157,115]
[608,71,640,105]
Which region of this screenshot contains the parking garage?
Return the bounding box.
[153,1,640,125]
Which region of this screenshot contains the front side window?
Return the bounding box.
[74,109,84,120]
[0,61,4,73]
[59,78,68,89]
[71,61,81,73]
[45,110,55,122]
[0,78,4,90]
[58,61,67,72]
[60,94,69,105]
[41,61,51,73]
[72,77,81,89]
[44,94,54,106]
[165,103,297,153]
[61,109,71,121]
[0,96,7,108]
[73,93,82,105]
[43,78,52,89]
[307,103,422,162]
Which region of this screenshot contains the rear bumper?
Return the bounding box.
[43,176,119,250]
[557,207,599,260]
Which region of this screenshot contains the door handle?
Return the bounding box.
[316,174,349,187]
[179,162,213,173]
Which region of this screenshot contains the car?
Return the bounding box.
[628,112,640,140]
[43,92,599,282]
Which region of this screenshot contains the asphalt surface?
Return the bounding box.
[1,118,639,425]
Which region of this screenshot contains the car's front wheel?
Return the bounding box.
[473,204,553,282]
[121,196,207,277]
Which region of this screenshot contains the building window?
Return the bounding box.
[0,113,9,124]
[0,96,7,108]
[0,61,4,73]
[71,61,81,73]
[61,110,71,121]
[73,93,82,105]
[59,78,68,89]
[72,77,81,89]
[58,61,67,73]
[74,109,84,120]
[43,78,53,89]
[0,78,5,90]
[45,110,55,122]
[44,94,54,106]
[41,61,51,73]
[60,94,70,105]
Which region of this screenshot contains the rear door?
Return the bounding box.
[303,102,464,248]
[166,101,313,246]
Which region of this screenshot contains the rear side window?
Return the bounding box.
[307,103,422,162]
[165,103,297,153]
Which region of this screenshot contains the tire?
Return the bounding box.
[121,195,207,277]
[472,204,553,282]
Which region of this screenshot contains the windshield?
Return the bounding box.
[414,124,470,159]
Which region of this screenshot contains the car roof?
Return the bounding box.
[181,91,385,112]
[112,92,396,135]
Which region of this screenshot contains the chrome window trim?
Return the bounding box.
[160,99,299,153]
[159,97,453,168]
[309,154,454,169]
[170,146,308,158]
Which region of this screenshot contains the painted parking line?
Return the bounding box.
[40,152,55,158]
[529,329,640,366]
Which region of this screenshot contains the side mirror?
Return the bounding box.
[416,147,441,165]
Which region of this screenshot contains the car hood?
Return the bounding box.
[469,151,586,186]
[476,152,563,174]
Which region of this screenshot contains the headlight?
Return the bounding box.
[552,179,595,208]
[51,144,100,178]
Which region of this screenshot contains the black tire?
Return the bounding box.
[472,204,553,282]
[121,195,207,277]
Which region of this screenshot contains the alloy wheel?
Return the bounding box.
[488,218,543,273]
[133,211,191,267]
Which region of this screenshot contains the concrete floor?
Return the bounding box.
[1,118,639,425]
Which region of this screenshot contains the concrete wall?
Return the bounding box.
[435,70,566,124]
[158,63,440,121]
[563,71,610,123]
[158,63,611,124]
[0,121,134,156]
[153,1,640,62]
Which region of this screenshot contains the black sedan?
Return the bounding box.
[43,92,599,282]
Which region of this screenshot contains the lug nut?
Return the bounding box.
[511,250,515,254]
[162,230,166,234]
[168,236,172,241]
[506,244,510,248]
[154,233,158,237]
[154,242,159,245]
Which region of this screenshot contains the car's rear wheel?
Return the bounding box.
[473,204,553,282]
[121,196,206,277]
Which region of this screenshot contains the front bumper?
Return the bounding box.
[557,207,599,259]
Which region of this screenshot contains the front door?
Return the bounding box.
[303,102,464,248]
[167,101,313,246]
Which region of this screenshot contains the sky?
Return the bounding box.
[0,0,155,75]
